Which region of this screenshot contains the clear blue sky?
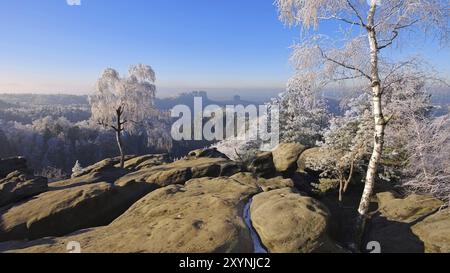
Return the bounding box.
[0,0,449,100]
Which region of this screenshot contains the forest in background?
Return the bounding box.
[0,88,448,180]
[0,92,227,179]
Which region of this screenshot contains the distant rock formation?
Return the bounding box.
[0,157,48,207]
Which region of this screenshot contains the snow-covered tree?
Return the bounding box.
[277,74,330,146]
[215,101,279,162]
[89,64,157,168]
[275,0,449,222]
[319,67,436,202]
[319,93,372,202]
[71,160,84,178]
[402,114,450,206]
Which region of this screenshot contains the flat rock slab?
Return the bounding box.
[1,177,260,253]
[363,192,445,253]
[0,171,48,207]
[412,209,450,253]
[0,180,151,242]
[376,192,443,223]
[0,156,246,243]
[52,158,129,190]
[115,154,171,171]
[230,172,294,192]
[115,157,241,188]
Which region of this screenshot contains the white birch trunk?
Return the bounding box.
[357,1,385,216]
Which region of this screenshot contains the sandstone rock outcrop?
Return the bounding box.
[117,154,171,171]
[230,172,294,192]
[0,171,48,207]
[115,156,242,189]
[0,152,246,243]
[365,192,444,253]
[412,209,450,253]
[2,145,447,254]
[0,180,150,242]
[188,147,229,159]
[1,177,259,253]
[376,192,443,223]
[272,143,306,173]
[250,188,334,253]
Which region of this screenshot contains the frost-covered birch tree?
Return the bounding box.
[319,65,435,202]
[275,0,449,222]
[90,64,157,168]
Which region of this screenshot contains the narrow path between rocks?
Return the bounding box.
[243,198,267,253]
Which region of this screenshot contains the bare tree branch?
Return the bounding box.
[319,46,372,81]
[345,0,366,27]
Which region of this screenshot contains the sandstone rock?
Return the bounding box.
[0,180,152,242]
[2,156,236,243]
[0,157,28,178]
[230,172,294,192]
[50,159,129,190]
[219,162,245,177]
[188,148,229,159]
[376,192,443,223]
[250,188,332,253]
[72,157,128,178]
[191,164,221,178]
[248,152,276,177]
[272,143,306,173]
[363,192,444,253]
[115,157,231,188]
[61,155,237,193]
[145,167,193,187]
[118,154,171,170]
[1,177,259,253]
[0,171,48,207]
[412,209,450,253]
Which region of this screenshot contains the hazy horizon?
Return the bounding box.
[0,87,284,102]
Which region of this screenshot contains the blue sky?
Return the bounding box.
[0,0,449,100]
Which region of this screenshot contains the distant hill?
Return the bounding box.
[0,92,258,111]
[0,94,89,106]
[0,90,410,118]
[155,91,256,111]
